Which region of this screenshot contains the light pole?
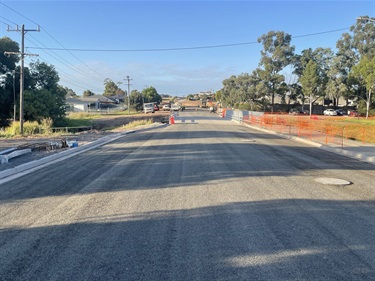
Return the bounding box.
[127,76,130,115]
[124,76,132,115]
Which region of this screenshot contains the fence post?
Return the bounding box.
[341,126,344,148]
[362,126,365,143]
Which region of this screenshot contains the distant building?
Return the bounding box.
[66,95,115,112]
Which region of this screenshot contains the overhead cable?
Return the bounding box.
[25,28,350,53]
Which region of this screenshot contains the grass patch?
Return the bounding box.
[0,119,56,138]
[113,119,153,131]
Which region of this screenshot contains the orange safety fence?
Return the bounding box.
[242,114,375,147]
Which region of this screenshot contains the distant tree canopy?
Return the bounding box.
[351,55,375,118]
[142,86,162,104]
[220,16,375,117]
[64,87,79,98]
[103,78,126,97]
[83,90,95,97]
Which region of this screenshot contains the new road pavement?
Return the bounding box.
[1,110,375,280]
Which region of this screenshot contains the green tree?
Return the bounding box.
[258,31,295,111]
[335,16,375,108]
[103,78,119,97]
[287,83,303,110]
[349,16,375,59]
[351,56,375,118]
[63,87,78,98]
[300,60,319,116]
[221,75,239,106]
[326,56,349,107]
[83,90,95,97]
[24,89,55,122]
[0,37,19,74]
[142,86,162,104]
[0,37,19,126]
[130,90,144,111]
[29,61,59,90]
[293,47,333,105]
[23,61,66,125]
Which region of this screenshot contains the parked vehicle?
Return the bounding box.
[289,108,302,115]
[349,110,359,117]
[335,109,345,116]
[162,104,171,111]
[171,104,179,111]
[143,102,155,114]
[323,109,337,116]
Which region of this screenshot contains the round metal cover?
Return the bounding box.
[315,178,351,186]
[242,139,256,142]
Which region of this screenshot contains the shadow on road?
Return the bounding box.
[1,199,374,280]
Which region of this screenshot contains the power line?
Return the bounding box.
[1,2,108,94]
[292,27,350,39]
[38,26,104,78]
[0,2,39,26]
[0,15,18,26]
[24,55,103,93]
[24,27,350,53]
[27,41,260,52]
[0,2,105,78]
[26,34,102,81]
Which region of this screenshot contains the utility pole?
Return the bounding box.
[124,76,132,115]
[7,24,40,135]
[12,70,16,123]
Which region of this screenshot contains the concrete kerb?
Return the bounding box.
[241,122,375,166]
[0,122,166,183]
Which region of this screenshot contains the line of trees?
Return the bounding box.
[218,16,375,118]
[129,86,163,111]
[1,36,68,127]
[1,36,163,128]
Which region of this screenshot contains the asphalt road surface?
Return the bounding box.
[1,109,375,280]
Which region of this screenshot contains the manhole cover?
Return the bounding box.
[315,178,351,186]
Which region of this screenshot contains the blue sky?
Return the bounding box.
[1,0,374,96]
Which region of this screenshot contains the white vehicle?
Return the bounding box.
[171,104,179,111]
[323,109,337,116]
[143,103,155,114]
[162,104,171,111]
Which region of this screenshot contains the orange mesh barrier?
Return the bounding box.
[242,114,375,146]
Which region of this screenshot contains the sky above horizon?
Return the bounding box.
[1,0,374,96]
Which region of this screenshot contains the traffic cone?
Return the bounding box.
[169,115,175,124]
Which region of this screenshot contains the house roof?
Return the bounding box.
[79,95,115,103]
[66,98,88,105]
